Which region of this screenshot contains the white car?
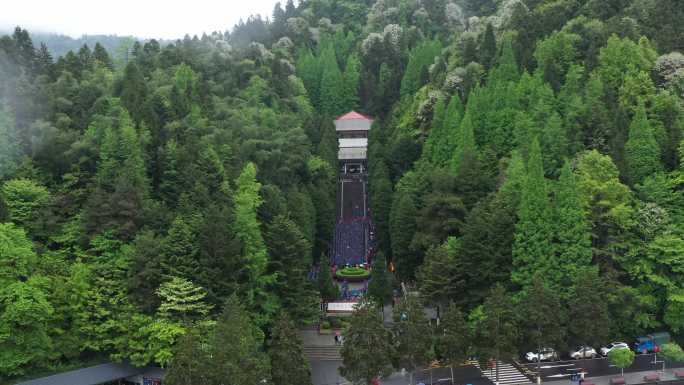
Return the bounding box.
[601,342,630,356]
[570,346,598,359]
[525,348,559,362]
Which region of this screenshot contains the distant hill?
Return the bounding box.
[0,29,177,58]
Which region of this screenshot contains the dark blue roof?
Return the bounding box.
[15,362,148,385]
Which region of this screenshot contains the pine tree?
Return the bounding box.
[161,215,200,280]
[390,191,418,280]
[542,112,569,176]
[164,328,212,385]
[368,252,394,305]
[451,108,477,174]
[234,163,278,325]
[342,54,361,111]
[473,284,518,384]
[296,49,323,110]
[340,299,395,385]
[393,295,432,385]
[437,304,469,383]
[480,23,497,69]
[512,138,554,292]
[552,162,592,297]
[319,44,345,118]
[625,101,662,185]
[265,215,320,324]
[370,160,393,255]
[519,275,565,369]
[0,105,20,179]
[459,195,515,308]
[317,257,339,300]
[269,312,312,385]
[488,34,520,84]
[92,42,113,69]
[120,62,148,124]
[569,267,609,348]
[156,276,213,322]
[210,295,271,385]
[417,241,465,307]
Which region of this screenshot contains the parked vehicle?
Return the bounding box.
[525,348,559,362]
[570,346,598,359]
[601,342,630,356]
[634,332,671,354]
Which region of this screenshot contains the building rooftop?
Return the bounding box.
[335,111,374,122]
[15,362,157,385]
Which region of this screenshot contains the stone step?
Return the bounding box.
[303,346,342,361]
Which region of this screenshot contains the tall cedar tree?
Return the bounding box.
[568,267,610,348]
[417,241,465,307]
[552,162,592,298]
[319,44,345,118]
[370,160,393,255]
[340,300,395,385]
[367,252,394,305]
[265,215,320,325]
[519,275,565,367]
[393,295,433,385]
[437,304,470,384]
[459,194,515,308]
[625,101,662,185]
[474,284,519,382]
[210,295,271,385]
[512,138,554,292]
[342,54,361,111]
[390,190,418,280]
[480,23,497,69]
[268,312,313,385]
[233,163,278,326]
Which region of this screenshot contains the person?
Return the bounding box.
[334,334,339,345]
[335,331,341,346]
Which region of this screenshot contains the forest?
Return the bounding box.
[1,0,684,384]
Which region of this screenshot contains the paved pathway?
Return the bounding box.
[544,368,682,385]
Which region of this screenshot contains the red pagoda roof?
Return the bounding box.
[336,111,374,121]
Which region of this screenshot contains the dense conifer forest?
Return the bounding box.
[1,0,684,383]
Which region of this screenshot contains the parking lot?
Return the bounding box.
[520,354,684,382]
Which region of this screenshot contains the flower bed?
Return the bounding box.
[336,267,370,281]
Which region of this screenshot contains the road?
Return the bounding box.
[520,354,684,381]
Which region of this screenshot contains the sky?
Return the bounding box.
[0,0,279,39]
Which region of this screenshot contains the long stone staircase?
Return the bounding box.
[472,360,533,385]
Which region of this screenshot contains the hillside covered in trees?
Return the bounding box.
[1,0,684,383]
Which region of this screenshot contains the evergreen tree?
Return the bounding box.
[119,61,148,124]
[161,215,200,280]
[459,195,515,308]
[367,252,394,305]
[473,284,519,383]
[319,44,345,118]
[417,241,465,307]
[156,276,213,322]
[233,163,278,326]
[390,190,418,280]
[340,300,395,385]
[480,23,497,69]
[552,162,592,298]
[265,215,320,324]
[519,276,565,370]
[370,160,393,255]
[625,101,662,185]
[342,54,361,111]
[92,42,113,69]
[210,295,271,385]
[512,138,554,292]
[393,295,433,385]
[164,327,212,385]
[437,304,470,383]
[568,267,609,348]
[317,257,339,301]
[0,104,20,179]
[269,312,312,385]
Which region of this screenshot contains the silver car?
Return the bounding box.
[525,347,559,362]
[570,346,598,359]
[600,342,629,356]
